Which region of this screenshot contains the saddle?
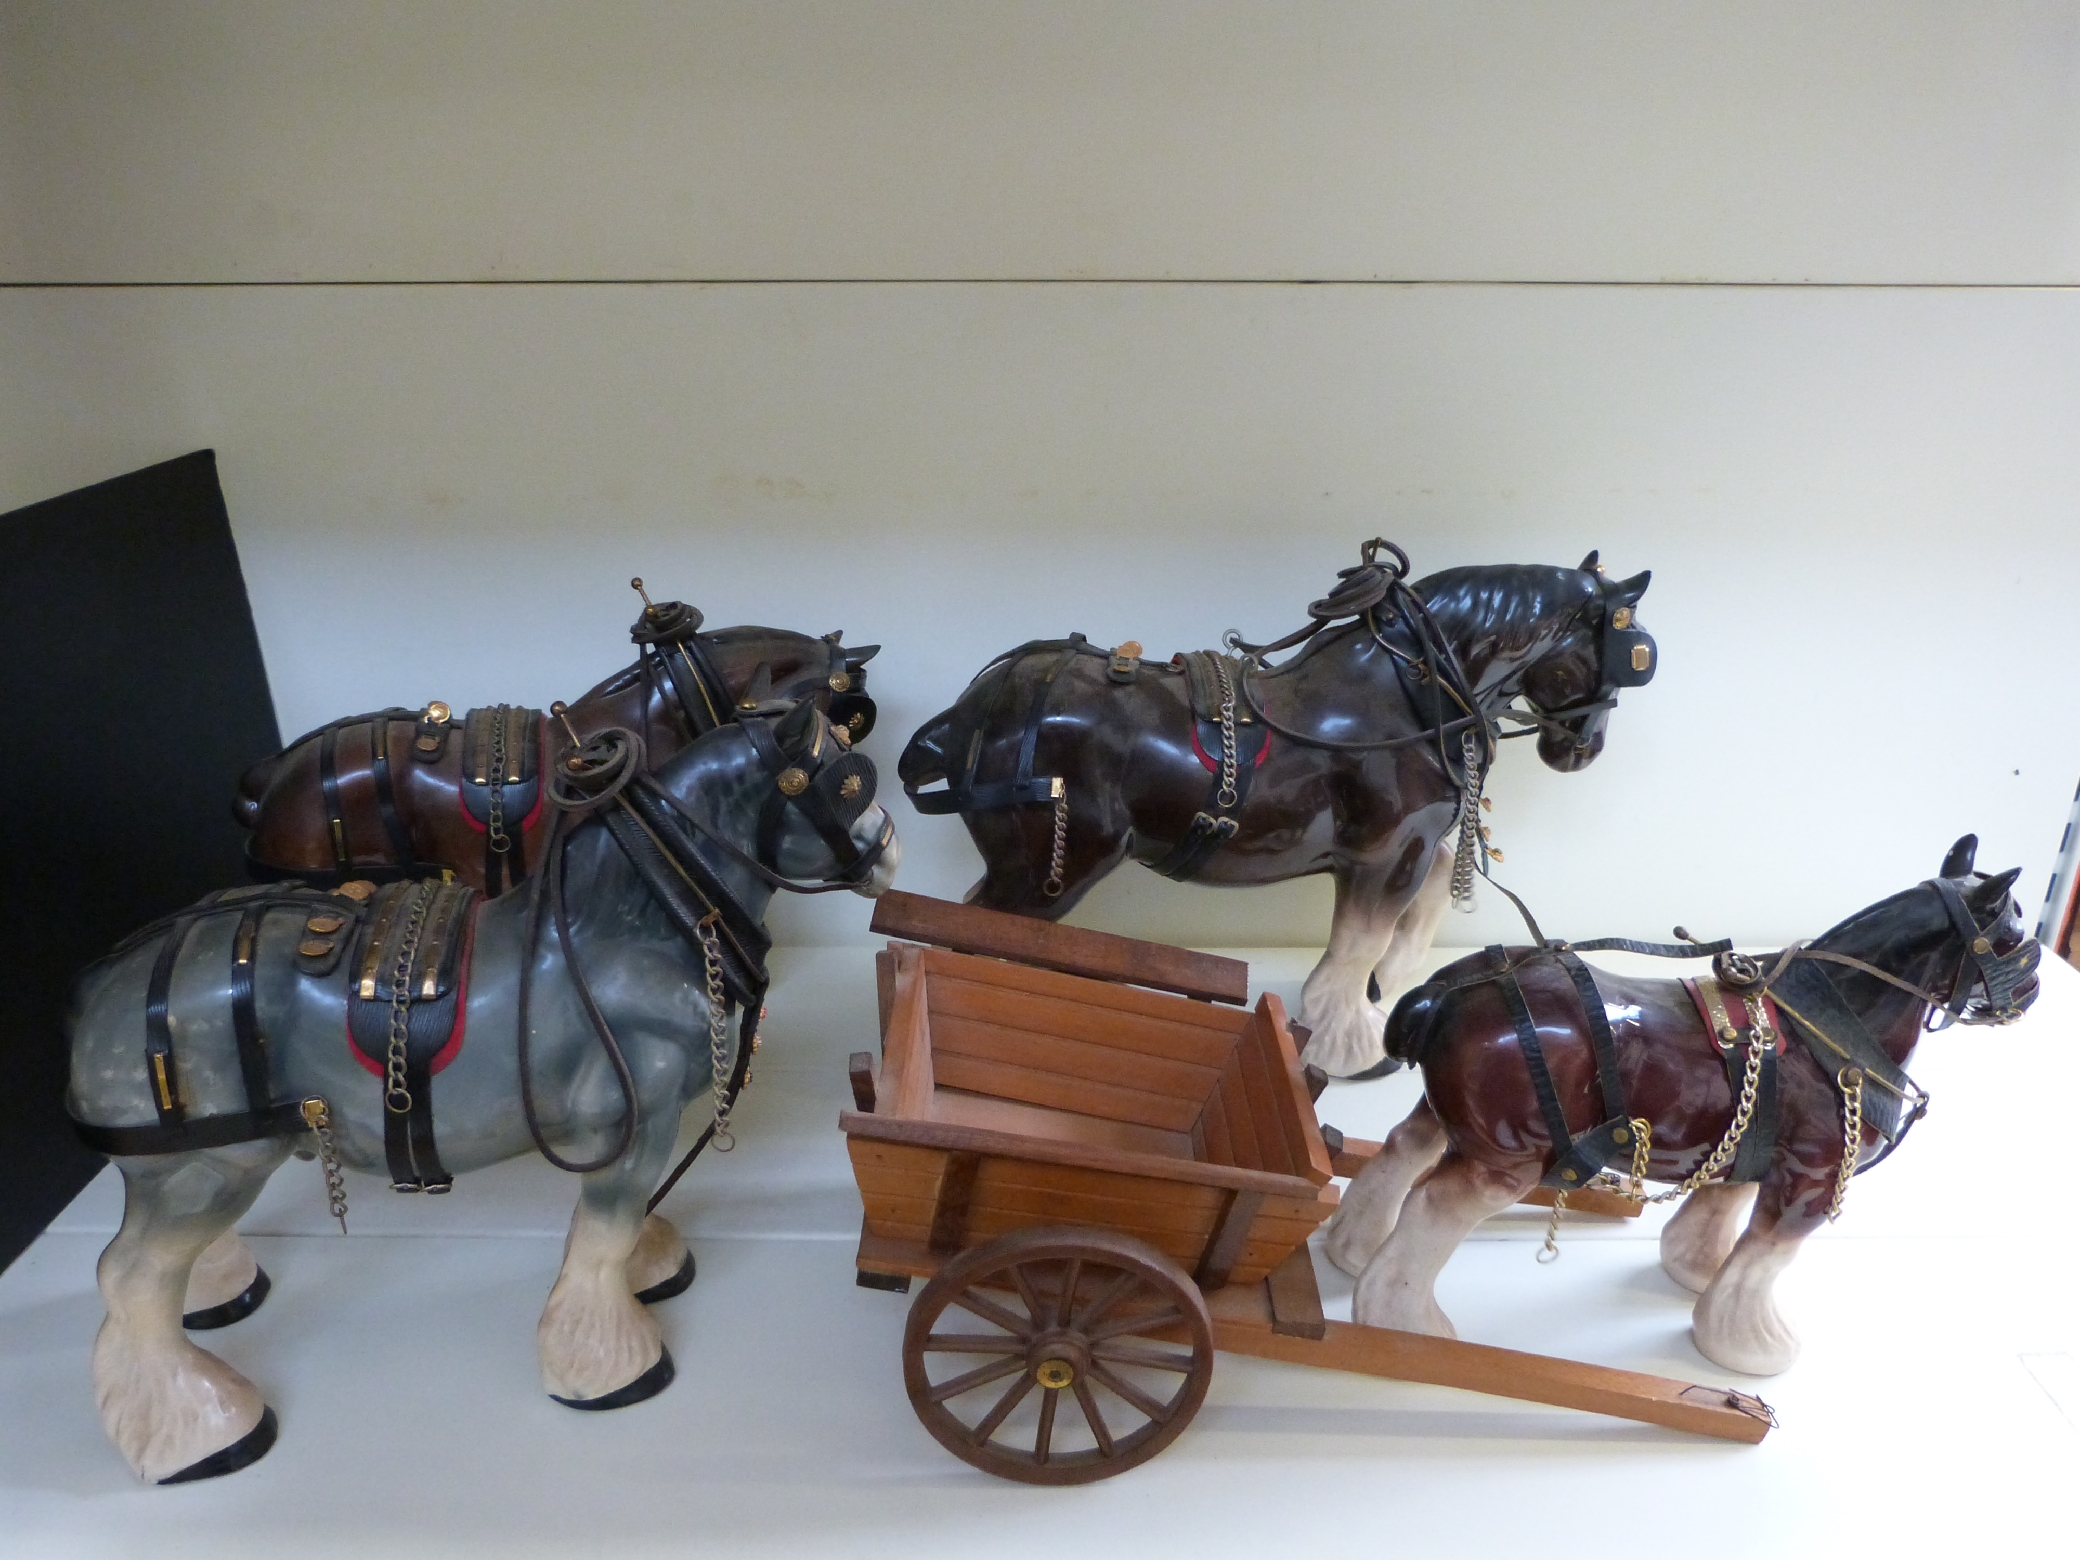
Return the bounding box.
[458,705,543,894]
[345,878,479,1192]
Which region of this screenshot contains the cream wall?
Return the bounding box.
[4,4,2077,949]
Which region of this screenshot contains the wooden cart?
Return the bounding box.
[843,892,1774,1484]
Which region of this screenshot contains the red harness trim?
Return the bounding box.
[1681,976,1787,1055]
[454,714,548,837]
[1189,720,1270,775]
[346,901,475,1078]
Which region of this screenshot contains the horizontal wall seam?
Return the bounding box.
[3,279,2078,292]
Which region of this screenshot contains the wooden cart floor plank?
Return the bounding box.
[927,1088,1196,1157]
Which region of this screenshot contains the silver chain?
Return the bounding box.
[486,705,512,856]
[698,920,737,1152]
[1212,655,1240,809]
[384,884,433,1115]
[1043,787,1069,898]
[301,1098,350,1233]
[1450,729,1491,911]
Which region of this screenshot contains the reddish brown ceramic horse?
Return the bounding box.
[236,592,877,893]
[900,542,1657,1078]
[1323,835,2041,1375]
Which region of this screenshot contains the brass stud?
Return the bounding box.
[831,723,853,747]
[1033,1358,1076,1390]
[1973,937,1991,955]
[334,880,377,902]
[1560,1168,1579,1182]
[298,938,336,958]
[424,700,451,724]
[839,774,863,800]
[1613,1126,1630,1145]
[1611,607,1632,630]
[829,671,852,693]
[1631,644,1652,672]
[305,913,348,935]
[846,712,866,734]
[776,767,809,796]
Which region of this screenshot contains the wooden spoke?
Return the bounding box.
[1088,1361,1174,1424]
[969,1371,1038,1445]
[1091,1342,1197,1372]
[1085,1306,1183,1345]
[928,1354,1029,1404]
[1034,1385,1060,1464]
[950,1288,1032,1338]
[921,1333,1026,1354]
[1008,1262,1048,1329]
[1072,1378,1116,1458]
[1055,1257,1083,1330]
[1071,1269,1140,1333]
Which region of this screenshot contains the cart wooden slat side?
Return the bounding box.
[851,942,1336,1290]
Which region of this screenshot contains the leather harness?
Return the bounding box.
[1400,877,2034,1192]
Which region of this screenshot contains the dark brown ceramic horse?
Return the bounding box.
[236,587,878,894]
[1323,835,2041,1376]
[899,541,1657,1078]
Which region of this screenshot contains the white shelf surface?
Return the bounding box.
[4,946,2074,1558]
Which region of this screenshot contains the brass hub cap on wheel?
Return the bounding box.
[900,1226,1217,1486]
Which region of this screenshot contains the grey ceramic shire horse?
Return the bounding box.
[68,702,899,1484]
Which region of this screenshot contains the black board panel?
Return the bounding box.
[0,450,280,1272]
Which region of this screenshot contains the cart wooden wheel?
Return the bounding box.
[901,1225,1216,1485]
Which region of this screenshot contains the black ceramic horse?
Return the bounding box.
[900,541,1657,1076]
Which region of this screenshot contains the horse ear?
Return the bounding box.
[846,643,882,667]
[1940,834,1978,877]
[743,663,774,706]
[1612,569,1650,602]
[1579,549,1600,571]
[775,698,819,756]
[1971,865,2021,905]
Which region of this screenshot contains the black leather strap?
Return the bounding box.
[1554,950,1626,1125]
[1494,947,1635,1190]
[77,1102,314,1157]
[367,717,417,869]
[1725,1048,1779,1184]
[228,905,272,1116]
[143,914,200,1126]
[319,724,350,875]
[1148,811,1240,881]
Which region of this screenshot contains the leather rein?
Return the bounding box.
[514,718,890,1208]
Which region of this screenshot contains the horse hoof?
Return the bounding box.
[551,1346,676,1411]
[1342,1054,1403,1082]
[157,1406,278,1484]
[634,1251,695,1305]
[183,1266,272,1331]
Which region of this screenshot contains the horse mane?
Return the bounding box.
[1410,565,1599,661]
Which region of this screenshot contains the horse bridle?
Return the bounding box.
[514,707,890,1189]
[630,584,878,744]
[1501,570,1657,745]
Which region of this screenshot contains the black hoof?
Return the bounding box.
[1342,1054,1404,1082]
[552,1346,676,1411]
[634,1250,695,1305]
[159,1406,278,1484]
[183,1266,272,1331]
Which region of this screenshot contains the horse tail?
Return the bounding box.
[231,751,280,828]
[1383,980,1448,1067]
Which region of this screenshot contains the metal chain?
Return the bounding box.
[300,1098,350,1233]
[486,704,512,856]
[1450,729,1494,911]
[1042,787,1069,898]
[1611,997,1771,1219]
[698,919,737,1152]
[1212,656,1240,809]
[1828,1067,1864,1222]
[384,884,433,1115]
